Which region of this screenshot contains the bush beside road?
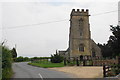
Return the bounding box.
[1,46,13,79]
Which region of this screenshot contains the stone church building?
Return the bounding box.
[58,9,102,59]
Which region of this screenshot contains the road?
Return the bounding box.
[12,62,74,79]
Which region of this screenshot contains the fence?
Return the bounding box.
[103,64,120,77]
[103,65,112,77]
[103,56,120,77]
[63,57,93,66]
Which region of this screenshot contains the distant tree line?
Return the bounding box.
[98,25,120,58]
[26,53,64,63]
[15,56,51,62]
[31,57,50,60]
[15,56,30,62]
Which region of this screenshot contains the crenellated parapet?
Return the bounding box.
[71,9,90,16]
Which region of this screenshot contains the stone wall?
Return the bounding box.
[91,40,102,57]
[93,59,118,66]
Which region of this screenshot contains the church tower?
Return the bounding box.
[69,9,92,57]
[58,9,102,59]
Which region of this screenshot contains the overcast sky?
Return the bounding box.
[1,0,120,57]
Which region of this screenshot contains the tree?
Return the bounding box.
[24,57,30,61]
[98,43,113,58]
[15,56,24,62]
[108,25,120,57]
[11,48,17,58]
[98,25,120,58]
[51,53,63,63]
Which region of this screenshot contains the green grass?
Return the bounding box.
[28,61,64,68]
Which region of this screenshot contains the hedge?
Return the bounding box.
[1,46,13,80]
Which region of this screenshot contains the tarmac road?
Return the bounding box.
[12,62,74,79]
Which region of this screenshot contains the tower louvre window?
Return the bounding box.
[79,44,84,52]
[79,18,84,37]
[79,18,84,26]
[79,18,84,22]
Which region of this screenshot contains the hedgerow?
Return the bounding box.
[1,46,13,80]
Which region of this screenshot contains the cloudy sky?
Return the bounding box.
[1,0,120,57]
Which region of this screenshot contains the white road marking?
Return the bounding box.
[38,73,43,80]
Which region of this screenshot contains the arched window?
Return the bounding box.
[79,44,84,52]
[79,18,84,22]
[79,18,84,27]
[79,30,83,36]
[92,48,96,57]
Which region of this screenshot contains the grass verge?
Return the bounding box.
[28,62,64,68]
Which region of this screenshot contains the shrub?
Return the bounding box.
[15,56,24,62]
[51,53,63,63]
[112,64,120,75]
[24,57,30,61]
[11,48,17,58]
[2,46,13,79]
[15,56,31,62]
[11,48,17,61]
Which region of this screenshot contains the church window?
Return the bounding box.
[80,32,82,36]
[92,48,96,57]
[79,44,84,52]
[79,18,84,26]
[79,18,84,37]
[79,18,83,22]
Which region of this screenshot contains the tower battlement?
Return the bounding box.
[71,9,89,16]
